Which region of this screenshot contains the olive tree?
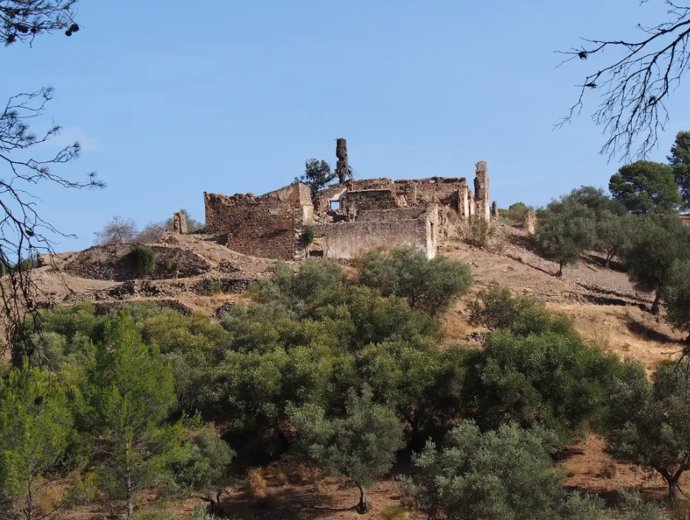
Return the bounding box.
[621,215,690,314]
[358,246,472,315]
[606,358,690,502]
[402,420,572,520]
[535,199,596,276]
[287,385,403,513]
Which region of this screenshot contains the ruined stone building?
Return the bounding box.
[203,140,493,261]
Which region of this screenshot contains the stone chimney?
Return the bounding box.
[473,160,491,222]
[335,138,352,184]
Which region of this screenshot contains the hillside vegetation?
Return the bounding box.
[1,207,689,520]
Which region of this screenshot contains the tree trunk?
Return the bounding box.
[199,491,223,515]
[556,261,564,277]
[355,481,368,514]
[665,475,680,504]
[26,479,34,520]
[126,462,134,518]
[660,468,683,504]
[651,289,661,315]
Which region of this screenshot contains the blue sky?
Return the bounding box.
[4,0,690,251]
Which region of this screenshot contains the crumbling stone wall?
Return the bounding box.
[202,155,494,261]
[393,177,464,208]
[356,208,426,222]
[343,190,399,216]
[172,211,188,234]
[523,210,537,235]
[315,177,468,216]
[204,183,312,260]
[309,206,439,259]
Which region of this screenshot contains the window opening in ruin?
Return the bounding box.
[309,250,324,257]
[329,200,341,211]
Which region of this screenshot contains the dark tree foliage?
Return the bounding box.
[357,246,472,315]
[609,160,681,214]
[559,187,633,267]
[566,185,626,216]
[669,130,690,208]
[464,329,618,440]
[606,358,690,502]
[664,259,690,343]
[295,158,335,199]
[535,199,596,276]
[402,420,571,520]
[560,1,690,158]
[1,0,78,45]
[621,214,690,314]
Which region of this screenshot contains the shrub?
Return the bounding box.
[468,284,574,337]
[247,467,268,499]
[401,420,565,520]
[358,246,472,315]
[506,202,531,224]
[464,217,495,247]
[380,504,410,520]
[301,226,315,246]
[126,245,156,275]
[464,329,618,438]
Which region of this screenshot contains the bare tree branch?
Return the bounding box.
[558,1,690,159]
[1,0,78,45]
[0,87,102,344]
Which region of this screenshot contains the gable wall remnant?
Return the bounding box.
[204,183,313,261]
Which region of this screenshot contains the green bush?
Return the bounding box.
[468,284,574,337]
[301,226,315,246]
[358,246,472,315]
[536,199,596,276]
[464,331,619,441]
[506,202,531,224]
[464,217,495,247]
[126,245,156,275]
[402,420,566,520]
